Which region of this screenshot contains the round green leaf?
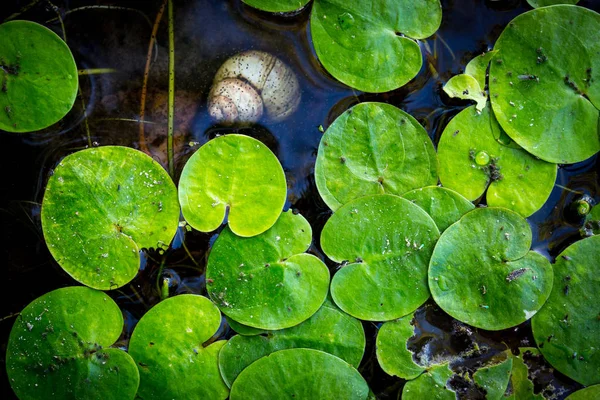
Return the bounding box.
[531,235,600,386]
[229,348,369,400]
[310,0,442,92]
[402,364,456,400]
[473,354,513,400]
[506,348,544,400]
[179,134,286,237]
[376,312,425,380]
[489,6,600,163]
[429,207,553,330]
[443,74,487,112]
[527,0,579,8]
[0,21,78,133]
[242,0,309,12]
[438,105,556,217]
[6,287,139,400]
[226,317,265,336]
[207,210,329,329]
[128,294,229,400]
[41,146,179,290]
[465,50,498,89]
[566,385,600,400]
[403,186,475,232]
[219,299,365,387]
[315,102,438,211]
[321,194,440,321]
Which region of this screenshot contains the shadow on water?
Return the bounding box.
[0,0,599,398]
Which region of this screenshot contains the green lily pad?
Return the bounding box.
[376,312,425,380]
[473,354,513,400]
[128,294,229,400]
[531,235,600,386]
[506,348,544,400]
[41,146,179,290]
[6,287,139,400]
[403,186,475,232]
[443,74,487,112]
[429,207,553,330]
[489,6,600,163]
[527,0,579,7]
[566,385,600,400]
[465,50,498,88]
[179,134,287,237]
[321,194,440,321]
[207,210,329,329]
[315,102,438,211]
[219,299,365,387]
[402,364,456,400]
[0,21,78,133]
[226,317,265,336]
[229,348,369,400]
[242,0,310,12]
[438,105,556,217]
[310,0,442,92]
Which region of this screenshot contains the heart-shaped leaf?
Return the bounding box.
[315,102,438,211]
[465,51,498,88]
[6,287,139,400]
[41,146,180,290]
[0,21,78,132]
[310,0,442,92]
[207,210,329,329]
[402,364,455,400]
[321,194,440,321]
[219,299,365,387]
[229,349,369,400]
[531,235,600,386]
[438,105,556,217]
[128,295,229,400]
[179,134,287,237]
[429,207,553,330]
[403,186,475,232]
[489,5,600,163]
[443,74,487,112]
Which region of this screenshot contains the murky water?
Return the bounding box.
[1,0,599,398]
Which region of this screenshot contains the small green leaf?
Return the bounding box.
[566,385,600,400]
[376,312,425,379]
[315,102,438,211]
[505,348,544,400]
[402,364,456,400]
[310,0,442,92]
[403,186,475,232]
[179,134,287,237]
[41,146,180,290]
[438,105,556,217]
[128,295,229,400]
[0,21,78,132]
[321,194,440,321]
[429,207,553,330]
[229,349,369,400]
[527,0,579,7]
[532,235,600,386]
[465,50,498,88]
[6,287,139,400]
[443,74,487,112]
[207,210,329,329]
[225,317,265,336]
[219,300,365,387]
[473,353,513,400]
[242,0,310,12]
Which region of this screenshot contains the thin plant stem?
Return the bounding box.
[4,0,41,21]
[167,0,175,177]
[0,312,19,323]
[46,5,152,27]
[94,117,156,125]
[78,68,118,76]
[436,33,456,61]
[555,184,584,195]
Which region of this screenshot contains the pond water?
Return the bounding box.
[0,0,599,398]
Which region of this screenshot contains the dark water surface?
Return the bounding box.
[1,0,599,398]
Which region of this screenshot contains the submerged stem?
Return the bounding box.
[3,0,41,22]
[78,68,118,76]
[167,0,175,177]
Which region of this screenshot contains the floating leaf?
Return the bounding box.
[376,312,425,380]
[403,186,475,232]
[0,21,78,132]
[242,0,310,12]
[402,364,456,400]
[438,105,556,217]
[429,207,553,330]
[527,0,579,7]
[6,287,139,400]
[465,50,498,88]
[531,235,600,386]
[315,102,438,211]
[473,353,513,400]
[310,0,442,92]
[207,210,329,329]
[443,74,487,112]
[321,194,440,321]
[489,6,600,163]
[41,146,179,290]
[229,349,369,400]
[179,134,286,237]
[566,385,600,400]
[506,348,544,400]
[226,317,265,336]
[128,295,229,400]
[219,300,365,387]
